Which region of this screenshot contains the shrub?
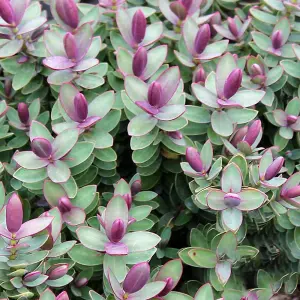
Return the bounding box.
[0,0,299,299]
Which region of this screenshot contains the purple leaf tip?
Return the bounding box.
[133,47,148,77]
[31,138,52,159]
[74,93,88,122]
[131,179,142,196]
[110,219,126,243]
[186,147,204,173]
[170,1,187,21]
[123,262,150,293]
[6,193,23,233]
[56,0,79,29]
[224,193,241,207]
[265,157,284,180]
[271,30,283,50]
[23,271,42,282]
[64,33,78,61]
[244,120,261,146]
[223,68,242,99]
[58,197,73,213]
[131,10,146,44]
[158,277,174,296]
[18,103,30,124]
[148,81,163,107]
[194,24,211,55]
[47,264,69,280]
[0,0,15,25]
[227,17,239,37]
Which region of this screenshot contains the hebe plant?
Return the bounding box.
[0,0,300,299]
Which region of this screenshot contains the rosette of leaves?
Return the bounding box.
[251,17,295,59]
[158,0,202,33]
[174,17,229,68]
[201,163,267,232]
[6,99,48,149]
[249,148,286,190]
[108,262,167,300]
[76,194,160,281]
[179,230,261,292]
[0,0,47,58]
[243,55,284,107]
[116,45,168,80]
[114,9,163,51]
[43,24,104,88]
[12,121,93,185]
[107,259,184,299]
[269,97,300,150]
[278,171,300,208]
[213,15,252,43]
[222,120,264,160]
[53,83,119,184]
[192,53,265,137]
[123,67,187,185]
[182,226,261,294]
[0,193,76,298]
[43,180,98,226]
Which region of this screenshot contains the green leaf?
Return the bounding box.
[221,208,243,232]
[211,111,233,137]
[251,32,272,52]
[164,292,193,300]
[47,161,70,183]
[125,76,148,102]
[68,244,104,266]
[128,114,158,136]
[184,105,211,123]
[46,274,73,287]
[122,232,161,252]
[88,91,115,118]
[0,40,23,58]
[227,108,258,124]
[280,60,300,78]
[13,168,47,183]
[192,84,218,108]
[188,248,217,268]
[76,227,107,251]
[13,63,36,90]
[75,74,104,89]
[72,185,97,210]
[194,283,214,300]
[65,142,94,168]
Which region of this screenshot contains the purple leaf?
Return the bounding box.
[16,217,53,239]
[72,58,99,72]
[77,116,101,129]
[135,101,160,115]
[14,151,49,169]
[105,241,129,255]
[31,138,52,159]
[56,0,79,29]
[131,10,147,44]
[64,32,78,61]
[74,24,93,61]
[156,67,180,106]
[11,0,29,26]
[123,262,150,293]
[6,193,23,233]
[43,56,76,70]
[18,102,30,124]
[59,83,81,122]
[0,0,15,25]
[104,196,128,242]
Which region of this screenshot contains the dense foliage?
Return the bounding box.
[0,0,300,299]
